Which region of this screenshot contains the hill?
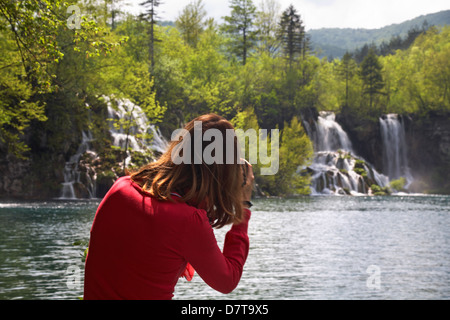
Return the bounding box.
[308,10,450,59]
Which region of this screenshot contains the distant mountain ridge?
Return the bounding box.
[308,10,450,59]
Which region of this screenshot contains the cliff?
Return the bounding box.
[337,109,450,194]
[404,112,450,194]
[1,106,449,199]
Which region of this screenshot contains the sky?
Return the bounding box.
[126,0,450,30]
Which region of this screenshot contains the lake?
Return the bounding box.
[0,195,449,300]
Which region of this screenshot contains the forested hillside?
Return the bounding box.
[308,9,450,59]
[1,0,449,199]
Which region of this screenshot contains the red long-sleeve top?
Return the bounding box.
[83,176,251,300]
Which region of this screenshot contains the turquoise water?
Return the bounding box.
[0,195,449,300]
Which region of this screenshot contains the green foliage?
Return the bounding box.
[73,239,89,262]
[360,48,385,110]
[390,177,407,192]
[336,52,358,108]
[0,55,47,157]
[140,0,162,68]
[257,116,313,196]
[355,159,366,168]
[231,110,313,196]
[381,26,450,114]
[277,116,313,195]
[278,4,306,68]
[254,0,281,57]
[1,0,449,198]
[315,59,342,111]
[371,184,392,196]
[315,25,450,118]
[176,0,207,48]
[223,0,257,65]
[0,0,126,158]
[231,106,262,172]
[308,10,450,59]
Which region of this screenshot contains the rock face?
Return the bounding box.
[0,97,168,200]
[0,156,32,198]
[303,111,390,195]
[338,110,450,194]
[0,137,120,200]
[1,105,449,199]
[404,112,450,194]
[336,109,384,174]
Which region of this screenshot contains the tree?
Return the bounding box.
[107,80,164,173]
[278,4,305,69]
[176,0,207,48]
[354,43,371,63]
[255,116,313,196]
[223,0,257,66]
[140,0,162,70]
[254,0,281,57]
[337,52,357,108]
[104,0,127,30]
[277,116,313,195]
[360,48,384,109]
[0,0,124,158]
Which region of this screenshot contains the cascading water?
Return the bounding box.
[59,131,97,199]
[106,97,168,159]
[379,114,413,187]
[59,97,168,200]
[313,112,353,152]
[306,112,389,195]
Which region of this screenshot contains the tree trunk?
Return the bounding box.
[243,28,247,65]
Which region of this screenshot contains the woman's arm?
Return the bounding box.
[181,208,251,294]
[182,160,254,294]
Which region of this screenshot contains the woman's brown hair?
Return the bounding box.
[130,114,244,229]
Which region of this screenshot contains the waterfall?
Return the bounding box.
[106,97,168,157]
[379,114,413,187]
[314,112,353,152]
[59,97,168,200]
[306,112,389,195]
[59,131,97,200]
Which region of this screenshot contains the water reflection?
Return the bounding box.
[0,200,98,300]
[0,196,449,300]
[175,196,450,300]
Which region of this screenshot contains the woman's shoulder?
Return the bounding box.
[110,176,210,223]
[158,197,208,220]
[108,175,133,193]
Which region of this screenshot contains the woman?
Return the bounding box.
[83,114,254,300]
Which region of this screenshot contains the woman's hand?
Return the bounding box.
[241,159,254,202]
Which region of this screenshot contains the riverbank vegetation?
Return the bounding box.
[1,0,449,198]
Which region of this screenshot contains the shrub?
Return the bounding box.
[390,177,407,192]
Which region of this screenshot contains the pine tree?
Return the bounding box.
[278,4,305,69]
[104,0,125,30]
[223,0,257,66]
[254,0,281,57]
[140,0,162,70]
[360,48,384,109]
[176,0,207,47]
[337,52,357,108]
